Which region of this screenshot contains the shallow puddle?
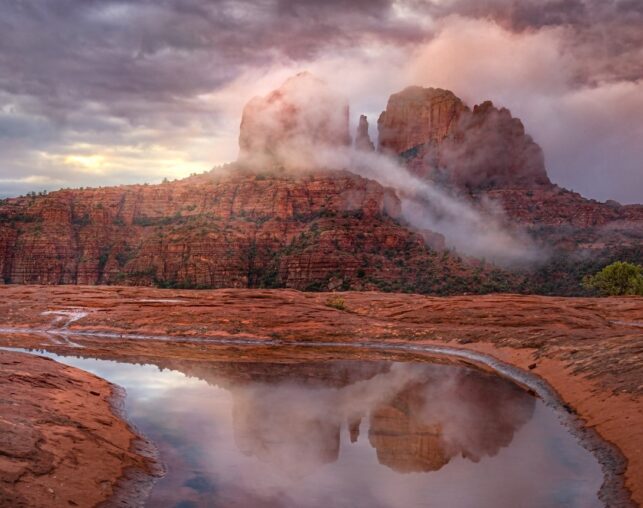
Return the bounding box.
[20,351,602,508]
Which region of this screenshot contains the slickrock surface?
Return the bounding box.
[0,286,641,505]
[0,349,154,508]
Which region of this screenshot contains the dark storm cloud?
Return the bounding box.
[1,0,640,126]
[1,0,640,124]
[0,0,424,193]
[0,0,424,123]
[0,0,641,201]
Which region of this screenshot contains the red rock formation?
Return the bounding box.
[374,84,642,270]
[0,76,640,294]
[436,101,550,189]
[355,115,375,152]
[378,87,466,154]
[238,72,350,166]
[0,165,639,293]
[378,87,550,190]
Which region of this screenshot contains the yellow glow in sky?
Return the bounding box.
[63,154,107,173]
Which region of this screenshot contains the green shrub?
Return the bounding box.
[582,261,643,296]
[325,295,346,311]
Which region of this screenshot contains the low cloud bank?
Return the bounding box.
[321,147,544,266]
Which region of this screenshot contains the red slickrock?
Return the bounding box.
[0,350,153,507]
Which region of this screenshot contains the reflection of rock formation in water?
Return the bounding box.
[368,384,450,472]
[348,413,362,443]
[44,350,536,478]
[226,362,535,477]
[367,370,535,473]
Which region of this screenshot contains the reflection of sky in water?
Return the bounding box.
[25,351,602,508]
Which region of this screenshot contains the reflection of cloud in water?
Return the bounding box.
[233,384,341,477]
[36,355,207,402]
[32,352,602,508]
[230,363,534,476]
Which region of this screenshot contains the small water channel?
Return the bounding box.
[13,348,603,508]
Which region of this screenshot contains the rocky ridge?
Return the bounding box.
[0,74,641,294]
[370,84,642,277]
[0,170,502,292]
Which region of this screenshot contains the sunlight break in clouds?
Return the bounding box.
[0,1,641,202]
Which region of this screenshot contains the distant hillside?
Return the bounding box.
[1,74,641,295]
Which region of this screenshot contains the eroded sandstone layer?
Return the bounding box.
[0,75,641,293]
[0,170,512,292]
[0,349,154,507]
[0,286,641,506]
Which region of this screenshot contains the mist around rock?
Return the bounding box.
[229,361,534,479]
[234,72,545,266]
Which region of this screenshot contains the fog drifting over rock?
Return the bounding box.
[0,1,641,203]
[235,73,544,265]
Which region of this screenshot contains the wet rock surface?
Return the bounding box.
[0,350,154,508]
[0,286,641,506]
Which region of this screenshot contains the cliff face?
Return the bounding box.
[0,170,497,292]
[378,87,466,154]
[378,87,550,190]
[374,85,642,267]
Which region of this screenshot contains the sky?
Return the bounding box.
[0,0,641,203]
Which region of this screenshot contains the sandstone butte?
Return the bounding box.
[0,73,641,293]
[0,74,642,505]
